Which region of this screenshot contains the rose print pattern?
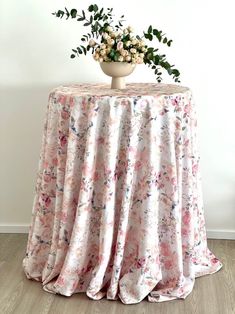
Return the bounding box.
[23,83,222,304]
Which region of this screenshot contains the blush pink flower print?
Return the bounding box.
[160,242,171,257]
[58,131,67,147]
[43,172,52,183]
[61,109,70,120]
[134,160,142,170]
[165,259,174,270]
[192,164,198,176]
[57,276,65,286]
[182,211,191,225]
[40,194,51,208]
[58,95,67,105]
[136,257,146,269]
[97,136,105,144]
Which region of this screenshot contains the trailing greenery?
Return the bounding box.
[52,4,180,83]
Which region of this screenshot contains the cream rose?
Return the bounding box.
[120,49,128,57]
[93,53,99,60]
[100,49,106,56]
[100,43,106,50]
[89,39,96,47]
[106,26,113,33]
[130,48,137,54]
[131,39,137,45]
[107,38,115,46]
[102,32,109,40]
[127,26,133,33]
[136,57,144,64]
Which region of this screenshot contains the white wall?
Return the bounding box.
[0,0,234,238]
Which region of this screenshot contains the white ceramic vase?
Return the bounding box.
[100,62,136,89]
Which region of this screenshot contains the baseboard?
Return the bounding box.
[0,224,29,233]
[0,225,234,239]
[206,229,235,240]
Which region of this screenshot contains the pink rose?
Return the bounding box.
[117,41,123,51]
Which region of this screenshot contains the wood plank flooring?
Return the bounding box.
[0,234,234,314]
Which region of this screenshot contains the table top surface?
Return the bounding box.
[51,83,190,98]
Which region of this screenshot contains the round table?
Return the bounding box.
[23,83,222,304]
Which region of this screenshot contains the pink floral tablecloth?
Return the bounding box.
[23,83,222,304]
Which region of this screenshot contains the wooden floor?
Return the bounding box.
[0,235,234,314]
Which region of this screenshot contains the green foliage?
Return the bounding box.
[52,4,181,83]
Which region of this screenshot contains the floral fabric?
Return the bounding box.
[23,83,222,304]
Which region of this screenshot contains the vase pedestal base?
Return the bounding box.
[111,77,126,89]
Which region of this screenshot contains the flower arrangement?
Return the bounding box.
[53,4,180,83]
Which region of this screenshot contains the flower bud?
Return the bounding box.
[89,39,96,47]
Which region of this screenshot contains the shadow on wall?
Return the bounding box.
[0,86,55,224]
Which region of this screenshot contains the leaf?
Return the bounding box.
[148,25,152,34]
[163,37,168,44]
[154,55,160,64]
[81,45,87,55]
[84,22,91,26]
[70,54,76,58]
[77,47,82,54]
[77,16,85,21]
[167,39,173,47]
[144,33,153,41]
[94,5,99,12]
[65,7,69,19]
[56,10,64,18]
[88,5,94,12]
[167,68,173,75]
[70,9,77,18]
[172,69,180,76]
[153,29,162,42]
